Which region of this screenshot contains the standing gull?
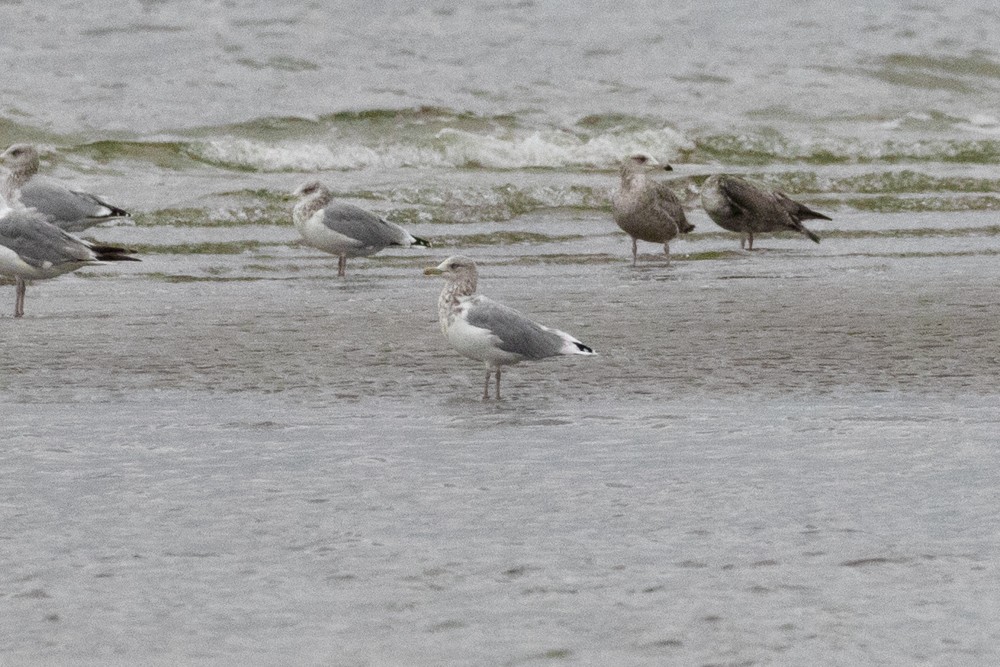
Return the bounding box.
[424,256,595,400]
[700,174,829,250]
[1,143,130,232]
[611,154,694,265]
[0,207,139,317]
[291,180,430,277]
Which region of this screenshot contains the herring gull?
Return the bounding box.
[700,174,829,250]
[292,180,430,277]
[611,154,694,265]
[424,256,595,400]
[1,143,130,232]
[0,207,140,317]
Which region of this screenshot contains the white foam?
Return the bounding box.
[192,139,444,171]
[436,127,693,169]
[957,113,1000,135]
[191,126,695,172]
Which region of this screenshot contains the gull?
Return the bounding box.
[0,207,139,318]
[700,174,829,250]
[611,154,694,265]
[424,256,595,400]
[1,143,130,232]
[291,180,430,277]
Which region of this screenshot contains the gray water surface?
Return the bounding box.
[3,244,999,665]
[3,0,1000,664]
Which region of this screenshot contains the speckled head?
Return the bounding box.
[424,255,479,283]
[626,153,657,167]
[623,153,671,171]
[1,143,41,179]
[620,154,672,185]
[292,180,328,199]
[291,179,334,225]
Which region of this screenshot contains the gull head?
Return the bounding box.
[424,255,479,281]
[1,143,40,176]
[622,153,672,173]
[425,256,479,301]
[292,180,328,199]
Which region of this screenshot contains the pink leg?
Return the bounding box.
[337,255,347,277]
[495,367,502,400]
[631,237,638,266]
[14,277,26,318]
[482,368,491,400]
[663,240,671,265]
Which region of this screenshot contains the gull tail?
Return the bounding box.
[793,203,832,222]
[557,331,596,356]
[776,192,832,222]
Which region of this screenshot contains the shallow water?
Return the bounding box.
[3,387,999,666]
[4,235,1000,664]
[3,0,1000,664]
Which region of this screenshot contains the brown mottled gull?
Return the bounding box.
[424,256,596,400]
[292,180,430,277]
[611,154,694,265]
[700,174,829,250]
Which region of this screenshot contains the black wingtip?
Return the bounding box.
[798,207,832,222]
[575,341,594,354]
[101,252,141,262]
[413,236,432,248]
[104,204,130,218]
[91,243,141,262]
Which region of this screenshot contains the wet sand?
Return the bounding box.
[3,235,998,400]
[2,230,999,664]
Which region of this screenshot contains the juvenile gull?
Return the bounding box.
[0,207,139,317]
[700,174,829,250]
[611,154,694,265]
[1,143,130,232]
[424,256,595,400]
[291,180,430,277]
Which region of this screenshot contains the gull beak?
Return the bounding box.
[424,258,453,276]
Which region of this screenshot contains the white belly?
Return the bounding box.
[446,317,524,367]
[296,211,368,257]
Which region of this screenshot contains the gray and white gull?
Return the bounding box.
[1,143,130,232]
[700,174,829,250]
[425,256,595,400]
[292,180,430,277]
[611,154,694,265]
[0,204,139,318]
